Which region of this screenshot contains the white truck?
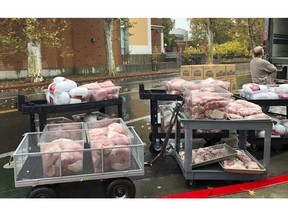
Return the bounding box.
[264,18,288,80]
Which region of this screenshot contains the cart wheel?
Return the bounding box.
[105,178,136,198]
[149,139,163,154]
[27,186,58,198]
[249,143,259,152]
[186,180,197,189]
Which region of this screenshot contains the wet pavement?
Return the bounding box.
[1,72,288,202]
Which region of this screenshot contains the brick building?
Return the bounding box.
[0,18,122,79]
[0,18,176,80]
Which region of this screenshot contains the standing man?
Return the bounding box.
[250,46,277,84]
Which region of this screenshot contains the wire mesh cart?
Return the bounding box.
[13,126,144,198]
[17,94,123,132]
[174,114,272,188]
[139,83,229,153]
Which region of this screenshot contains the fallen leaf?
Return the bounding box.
[248,190,256,196]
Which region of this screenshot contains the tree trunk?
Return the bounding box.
[103,18,116,76]
[27,41,43,83]
[248,18,256,57]
[205,19,214,64]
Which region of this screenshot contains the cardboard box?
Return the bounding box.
[180,65,204,80]
[226,64,236,76]
[228,79,237,94]
[203,64,215,79]
[180,65,192,80]
[214,65,226,79]
[190,65,204,80]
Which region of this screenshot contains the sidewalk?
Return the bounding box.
[0,69,180,91]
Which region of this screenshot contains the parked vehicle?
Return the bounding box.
[264,18,288,79]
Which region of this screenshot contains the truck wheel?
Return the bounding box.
[105,178,136,198]
[27,186,58,198]
[149,139,163,154]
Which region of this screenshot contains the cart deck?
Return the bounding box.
[17,94,123,132]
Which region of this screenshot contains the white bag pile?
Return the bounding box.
[46,76,121,105]
[240,83,279,100]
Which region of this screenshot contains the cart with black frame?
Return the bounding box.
[139,83,229,153]
[17,94,123,132]
[174,113,272,188]
[234,94,288,151]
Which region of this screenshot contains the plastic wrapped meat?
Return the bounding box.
[41,138,84,177]
[164,78,186,94]
[90,88,108,102]
[227,99,269,120]
[80,82,101,90]
[109,147,131,171]
[99,80,115,88]
[88,121,131,173]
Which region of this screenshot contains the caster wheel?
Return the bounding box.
[105,178,136,198]
[149,139,163,154]
[27,186,58,198]
[249,143,259,152]
[186,180,197,189]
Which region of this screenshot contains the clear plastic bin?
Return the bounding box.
[35,117,73,132]
[85,118,134,172]
[43,122,85,132]
[90,86,121,101]
[183,85,232,120]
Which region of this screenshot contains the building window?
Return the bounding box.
[121,28,129,55]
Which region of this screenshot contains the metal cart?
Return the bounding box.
[13,126,144,198]
[234,94,288,151]
[139,83,229,153]
[174,113,272,188]
[17,94,123,132]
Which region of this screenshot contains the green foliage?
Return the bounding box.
[183,44,202,64]
[0,18,71,56]
[162,18,178,52]
[188,18,265,58]
[214,41,250,56]
[152,46,158,64]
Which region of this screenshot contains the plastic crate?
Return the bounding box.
[90,86,121,102]
[183,85,232,120]
[85,118,134,173]
[43,122,85,132]
[35,117,73,132]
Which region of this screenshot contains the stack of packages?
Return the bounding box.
[46,76,121,105]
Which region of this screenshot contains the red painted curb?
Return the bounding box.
[157,174,288,198]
